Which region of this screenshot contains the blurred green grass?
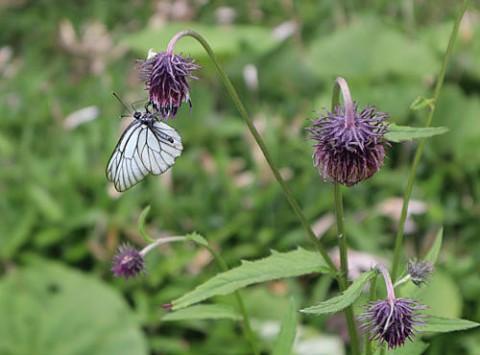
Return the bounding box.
[1,0,480,354]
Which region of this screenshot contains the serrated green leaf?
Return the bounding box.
[300,270,376,315]
[410,96,436,111]
[162,304,241,322]
[172,248,329,310]
[425,228,443,264]
[272,298,297,355]
[385,124,449,142]
[422,316,480,333]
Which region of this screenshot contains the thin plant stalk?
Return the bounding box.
[333,183,359,355]
[391,0,470,280]
[365,274,378,355]
[140,236,186,256]
[167,30,338,274]
[330,77,360,355]
[202,243,260,355]
[330,77,354,286]
[334,184,348,285]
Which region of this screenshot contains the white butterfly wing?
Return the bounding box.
[106,120,183,192]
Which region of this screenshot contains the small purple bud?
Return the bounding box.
[308,103,389,186]
[407,259,434,286]
[111,244,145,279]
[161,303,173,310]
[138,50,200,121]
[359,298,427,349]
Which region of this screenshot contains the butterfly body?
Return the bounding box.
[106,108,183,192]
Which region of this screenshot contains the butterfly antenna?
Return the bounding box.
[129,97,148,112]
[112,92,133,115]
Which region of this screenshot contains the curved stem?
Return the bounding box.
[139,236,186,256]
[376,264,396,301]
[203,244,260,355]
[171,30,338,274]
[391,0,469,280]
[334,77,355,127]
[167,31,186,54]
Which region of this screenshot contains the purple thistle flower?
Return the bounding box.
[407,259,435,286]
[358,264,427,349]
[138,50,200,121]
[111,244,145,279]
[111,236,186,280]
[308,103,389,186]
[359,298,427,349]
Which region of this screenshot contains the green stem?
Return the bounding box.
[334,184,348,287]
[172,30,338,274]
[139,236,186,256]
[393,273,411,289]
[365,274,378,355]
[391,0,469,280]
[203,244,260,355]
[330,78,360,355]
[330,80,346,266]
[334,183,360,355]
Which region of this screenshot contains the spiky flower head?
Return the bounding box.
[358,264,427,349]
[308,103,389,186]
[138,49,199,120]
[111,244,145,279]
[407,259,434,286]
[359,298,427,349]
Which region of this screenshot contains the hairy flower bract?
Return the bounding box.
[359,298,427,349]
[111,244,145,279]
[138,50,200,120]
[308,104,389,186]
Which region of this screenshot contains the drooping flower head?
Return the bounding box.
[111,236,187,280]
[138,48,200,121]
[358,264,427,349]
[308,77,389,186]
[359,298,427,349]
[111,244,145,279]
[407,259,434,286]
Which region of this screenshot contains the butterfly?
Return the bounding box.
[106,98,183,192]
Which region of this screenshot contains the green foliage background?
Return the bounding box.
[1,1,479,354]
